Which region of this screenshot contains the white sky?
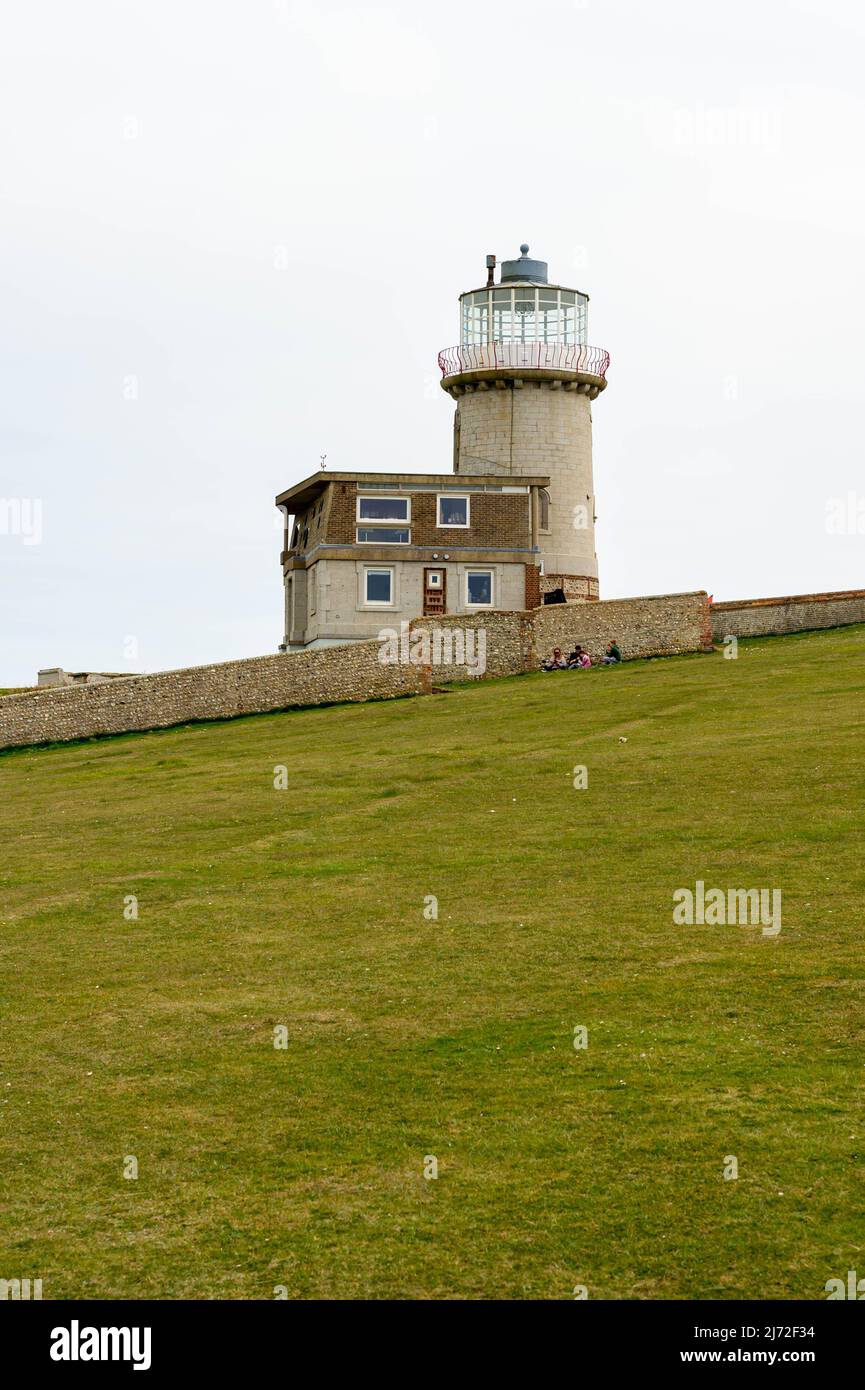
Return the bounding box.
[2,0,864,684]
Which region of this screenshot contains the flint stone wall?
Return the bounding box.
[0,590,712,751]
[535,590,712,664]
[0,641,426,751]
[711,589,865,639]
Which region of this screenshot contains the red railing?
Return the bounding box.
[438,341,610,380]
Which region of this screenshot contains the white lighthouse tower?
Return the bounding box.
[438,245,609,601]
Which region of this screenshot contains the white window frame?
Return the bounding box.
[437,493,470,528]
[465,569,494,609]
[363,567,395,608]
[355,527,410,545]
[356,496,411,524]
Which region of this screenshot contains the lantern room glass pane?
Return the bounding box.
[492,288,512,342]
[465,285,587,346]
[461,290,490,345]
[514,294,536,341]
[539,297,560,342]
[576,294,588,343]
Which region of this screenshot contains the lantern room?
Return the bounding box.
[459,244,588,347]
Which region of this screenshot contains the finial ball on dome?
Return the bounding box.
[520,243,530,255]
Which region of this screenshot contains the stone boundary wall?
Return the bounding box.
[711,589,865,640]
[0,641,427,752]
[536,590,712,664]
[406,611,534,684]
[0,590,712,752]
[410,591,711,683]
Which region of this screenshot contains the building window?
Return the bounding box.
[438,494,470,528]
[539,488,550,532]
[357,496,410,523]
[356,527,410,544]
[466,570,493,607]
[364,568,394,606]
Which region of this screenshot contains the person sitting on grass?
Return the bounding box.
[577,649,592,668]
[542,647,567,671]
[566,645,584,668]
[601,640,622,665]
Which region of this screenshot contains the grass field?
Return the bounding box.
[2,626,864,1300]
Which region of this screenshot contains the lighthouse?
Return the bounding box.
[276,243,610,649]
[438,245,609,601]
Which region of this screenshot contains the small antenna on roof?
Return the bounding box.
[485,253,496,288]
[320,454,327,469]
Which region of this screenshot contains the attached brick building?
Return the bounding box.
[276,472,550,649]
[276,245,610,650]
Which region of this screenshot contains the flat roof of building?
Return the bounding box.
[275,470,551,511]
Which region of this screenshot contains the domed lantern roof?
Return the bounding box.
[500,243,548,285]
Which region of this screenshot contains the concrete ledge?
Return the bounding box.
[443,368,607,398]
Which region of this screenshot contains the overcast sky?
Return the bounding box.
[1,0,864,684]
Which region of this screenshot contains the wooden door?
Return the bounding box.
[423,568,446,616]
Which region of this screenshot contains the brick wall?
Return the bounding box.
[0,591,712,751]
[524,563,541,610]
[711,589,865,640]
[290,496,327,550]
[324,480,530,549]
[324,481,355,545]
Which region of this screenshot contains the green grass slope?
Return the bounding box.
[2,627,864,1300]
